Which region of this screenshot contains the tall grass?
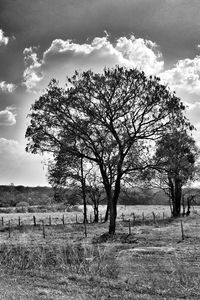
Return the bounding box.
[0,243,119,279]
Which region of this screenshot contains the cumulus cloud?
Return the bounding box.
[0,107,16,126]
[0,29,9,46]
[23,35,164,91]
[0,81,16,93]
[161,56,200,96]
[23,47,43,91]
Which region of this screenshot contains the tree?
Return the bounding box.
[154,129,198,217]
[48,146,88,223]
[26,66,188,234]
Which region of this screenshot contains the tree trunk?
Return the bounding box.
[104,202,110,222]
[170,177,182,218]
[93,205,99,223]
[109,198,117,235]
[81,158,88,223]
[108,174,121,235]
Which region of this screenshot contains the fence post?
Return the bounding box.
[62,215,65,225]
[8,220,11,238]
[133,213,135,222]
[142,212,145,222]
[33,216,36,227]
[129,219,131,235]
[18,216,21,227]
[152,212,156,224]
[76,214,78,224]
[42,220,45,239]
[180,220,184,240]
[49,216,51,226]
[2,217,4,226]
[84,218,87,238]
[100,214,102,223]
[122,213,125,221]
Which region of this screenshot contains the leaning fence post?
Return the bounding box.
[180,220,184,240]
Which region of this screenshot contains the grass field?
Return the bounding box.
[0,205,200,299]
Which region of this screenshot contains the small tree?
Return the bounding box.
[154,129,198,217]
[48,148,89,223]
[26,66,188,234]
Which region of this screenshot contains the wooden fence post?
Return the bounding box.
[76,214,78,224]
[62,215,65,225]
[84,218,87,238]
[33,216,36,227]
[180,220,184,240]
[18,216,21,227]
[132,213,135,222]
[42,220,45,239]
[129,219,131,235]
[142,212,145,222]
[49,216,51,226]
[8,220,11,238]
[152,212,156,224]
[100,214,102,223]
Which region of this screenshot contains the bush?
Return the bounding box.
[71,205,82,212]
[0,207,14,213]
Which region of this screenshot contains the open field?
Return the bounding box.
[0,205,200,299]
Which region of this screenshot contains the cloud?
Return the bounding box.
[0,29,9,46]
[0,107,16,126]
[161,56,200,96]
[23,47,43,91]
[0,81,16,93]
[22,35,164,91]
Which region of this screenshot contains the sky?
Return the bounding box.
[1,0,200,186]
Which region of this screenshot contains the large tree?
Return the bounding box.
[26,66,188,234]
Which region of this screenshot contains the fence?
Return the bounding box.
[0,209,199,241]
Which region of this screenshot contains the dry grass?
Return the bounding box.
[0,206,200,299]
